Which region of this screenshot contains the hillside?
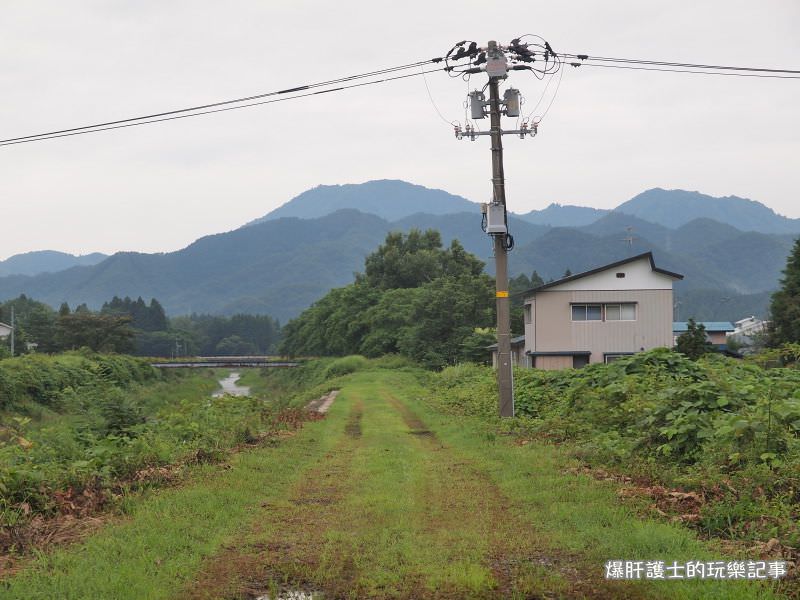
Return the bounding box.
[0,250,107,277]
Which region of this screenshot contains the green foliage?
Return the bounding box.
[280,230,494,368]
[430,350,800,545]
[675,317,714,359]
[323,355,369,378]
[102,296,168,332]
[769,236,800,344]
[169,313,281,357]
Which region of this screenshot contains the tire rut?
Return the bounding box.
[386,395,649,599]
[180,400,365,600]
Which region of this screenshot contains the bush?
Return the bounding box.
[322,355,369,379]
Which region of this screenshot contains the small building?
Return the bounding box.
[488,335,527,368]
[0,322,12,339]
[521,252,683,370]
[673,321,735,347]
[732,316,768,338]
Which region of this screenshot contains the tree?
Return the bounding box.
[280,230,495,367]
[675,318,713,359]
[769,237,800,345]
[56,313,135,353]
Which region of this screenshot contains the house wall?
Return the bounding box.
[527,289,674,364]
[707,331,728,345]
[550,258,676,292]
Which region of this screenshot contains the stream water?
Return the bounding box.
[212,371,251,397]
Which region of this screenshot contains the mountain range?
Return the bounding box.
[0,251,107,277]
[0,180,796,322]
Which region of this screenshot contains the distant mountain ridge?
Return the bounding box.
[0,180,796,322]
[616,188,800,234]
[250,180,799,235]
[0,251,107,277]
[247,179,479,225]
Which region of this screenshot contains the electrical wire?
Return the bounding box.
[560,53,800,75]
[563,61,800,79]
[420,65,458,126]
[1,57,444,145]
[0,68,447,147]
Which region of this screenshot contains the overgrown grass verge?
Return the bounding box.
[0,396,342,599]
[0,353,309,564]
[430,351,800,559]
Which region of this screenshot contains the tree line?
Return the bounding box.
[0,295,281,357]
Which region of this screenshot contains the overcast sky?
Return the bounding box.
[1,0,798,260]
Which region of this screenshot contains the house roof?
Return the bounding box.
[486,335,526,350]
[522,252,684,296]
[0,322,12,329]
[673,321,735,333]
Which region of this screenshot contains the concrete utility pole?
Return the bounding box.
[453,40,538,417]
[487,62,514,418]
[10,306,15,357]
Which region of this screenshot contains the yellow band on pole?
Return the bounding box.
[496,291,509,298]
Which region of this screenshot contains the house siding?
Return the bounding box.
[528,289,674,364]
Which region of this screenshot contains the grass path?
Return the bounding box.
[1,368,783,599]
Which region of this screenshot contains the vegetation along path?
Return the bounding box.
[1,368,784,599]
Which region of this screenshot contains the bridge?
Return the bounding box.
[150,356,301,369]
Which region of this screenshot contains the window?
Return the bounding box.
[605,303,636,321]
[605,353,632,363]
[572,303,637,322]
[571,304,602,321]
[524,304,532,324]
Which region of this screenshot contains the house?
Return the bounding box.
[520,252,683,370]
[673,321,735,347]
[488,335,527,368]
[0,322,12,339]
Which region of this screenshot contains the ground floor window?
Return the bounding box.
[604,353,633,363]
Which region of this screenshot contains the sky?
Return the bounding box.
[1,0,798,260]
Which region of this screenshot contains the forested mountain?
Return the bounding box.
[515,203,608,227]
[616,188,800,234]
[0,251,107,277]
[0,180,796,322]
[247,179,479,224]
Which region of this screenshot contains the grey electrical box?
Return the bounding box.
[469,91,486,119]
[503,88,520,117]
[486,203,507,234]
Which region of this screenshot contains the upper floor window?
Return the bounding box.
[571,303,636,321]
[572,304,602,321]
[605,303,636,320]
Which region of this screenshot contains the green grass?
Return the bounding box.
[1,365,787,599]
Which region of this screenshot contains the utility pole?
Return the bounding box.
[452,41,538,417]
[10,306,15,357]
[487,50,514,418]
[449,36,558,416]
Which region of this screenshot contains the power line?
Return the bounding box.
[561,53,800,79]
[565,61,800,79]
[0,68,446,147]
[0,57,443,145]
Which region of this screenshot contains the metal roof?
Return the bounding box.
[673,321,735,332]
